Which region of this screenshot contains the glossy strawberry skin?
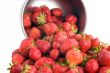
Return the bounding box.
[44,23,59,36]
[63,22,72,31]
[36,39,51,54]
[60,38,79,54]
[41,5,51,16]
[29,47,41,61]
[37,66,53,73]
[53,31,67,44]
[23,59,34,66]
[99,67,110,73]
[98,48,110,66]
[52,63,69,73]
[29,27,41,40]
[79,39,92,53]
[49,49,60,60]
[66,15,77,24]
[32,7,42,13]
[92,38,100,48]
[12,54,25,65]
[85,59,99,73]
[34,57,55,69]
[72,34,82,40]
[52,42,60,49]
[10,64,23,73]
[52,8,63,17]
[66,49,83,67]
[19,38,35,57]
[23,13,31,28]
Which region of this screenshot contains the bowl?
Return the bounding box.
[21,0,86,37]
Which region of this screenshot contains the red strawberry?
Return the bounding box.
[19,38,35,57]
[98,48,110,66]
[107,45,110,51]
[37,66,53,73]
[46,15,53,23]
[52,8,63,17]
[60,38,79,54]
[52,42,60,49]
[66,66,84,73]
[66,49,83,67]
[65,14,77,24]
[12,49,19,57]
[23,13,31,28]
[32,7,42,13]
[53,31,67,44]
[22,65,37,73]
[55,20,63,27]
[29,47,41,61]
[51,16,58,22]
[79,38,92,53]
[63,22,71,31]
[92,38,100,48]
[10,64,23,73]
[41,5,51,16]
[12,54,25,65]
[52,63,69,73]
[23,59,34,66]
[72,34,82,40]
[36,39,51,54]
[66,30,75,38]
[25,28,30,36]
[85,59,99,73]
[34,57,54,69]
[99,67,110,73]
[31,12,46,25]
[49,49,60,60]
[29,27,41,40]
[44,23,59,36]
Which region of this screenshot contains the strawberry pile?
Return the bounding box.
[9,5,110,73]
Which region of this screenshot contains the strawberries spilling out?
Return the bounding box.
[9,5,110,73]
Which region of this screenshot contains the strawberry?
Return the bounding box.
[85,59,99,73]
[52,42,60,49]
[32,7,42,13]
[107,45,110,51]
[22,65,37,73]
[10,64,23,73]
[53,31,67,44]
[25,28,30,36]
[60,38,79,54]
[66,49,83,67]
[34,57,54,69]
[99,67,110,73]
[55,20,63,28]
[52,63,69,73]
[12,49,19,57]
[46,16,58,23]
[72,34,82,40]
[29,27,41,40]
[44,23,59,36]
[52,8,63,17]
[65,14,77,24]
[12,54,25,65]
[23,59,34,66]
[51,16,58,22]
[23,13,31,28]
[97,48,110,66]
[49,49,60,60]
[29,47,41,61]
[92,38,100,48]
[19,38,35,57]
[37,66,53,73]
[63,22,72,31]
[41,5,51,16]
[31,12,46,25]
[66,30,75,38]
[79,38,92,53]
[66,66,84,73]
[36,39,51,54]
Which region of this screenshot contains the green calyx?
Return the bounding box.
[37,12,46,25]
[21,65,30,73]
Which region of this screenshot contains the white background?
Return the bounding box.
[0,0,110,72]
